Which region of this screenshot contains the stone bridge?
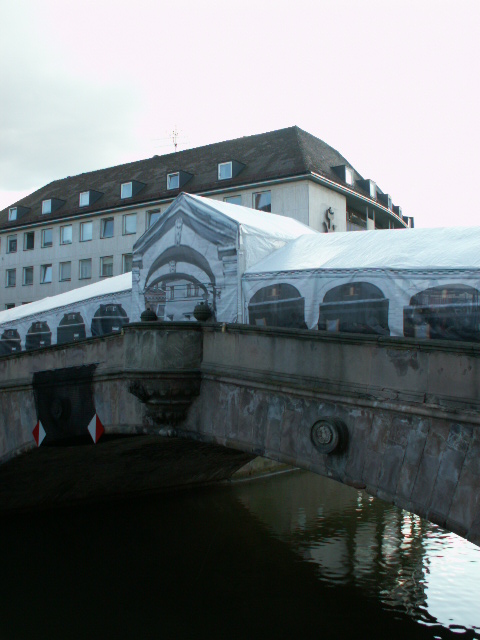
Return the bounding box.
[0,323,479,546]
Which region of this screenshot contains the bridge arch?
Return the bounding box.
[0,324,479,546]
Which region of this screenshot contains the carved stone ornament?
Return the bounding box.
[323,207,336,233]
[129,377,201,427]
[311,418,348,454]
[175,216,183,246]
[193,302,213,322]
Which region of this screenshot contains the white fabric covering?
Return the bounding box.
[132,193,316,323]
[246,227,480,274]
[0,273,132,352]
[243,227,480,338]
[0,273,131,324]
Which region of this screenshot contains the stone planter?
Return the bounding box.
[193,302,212,323]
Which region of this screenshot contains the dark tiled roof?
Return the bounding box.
[0,126,378,230]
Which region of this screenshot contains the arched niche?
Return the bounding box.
[404,284,480,342]
[26,321,52,350]
[91,304,129,337]
[144,245,217,321]
[145,245,216,291]
[318,281,390,336]
[248,283,306,329]
[0,329,21,356]
[146,273,214,322]
[57,312,86,345]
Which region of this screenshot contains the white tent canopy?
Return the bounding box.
[0,273,132,354]
[0,273,131,325]
[243,226,480,340]
[132,193,316,323]
[1,192,479,353]
[245,226,480,274]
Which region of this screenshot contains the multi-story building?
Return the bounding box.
[0,126,412,309]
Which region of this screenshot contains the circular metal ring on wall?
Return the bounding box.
[311,418,348,454]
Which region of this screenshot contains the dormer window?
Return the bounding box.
[218,160,245,181]
[41,198,65,215]
[378,193,393,210]
[357,179,377,199]
[218,162,233,180]
[332,164,355,186]
[8,208,17,221]
[120,180,145,199]
[121,182,133,199]
[166,170,193,191]
[79,189,102,207]
[79,191,90,207]
[167,173,180,190]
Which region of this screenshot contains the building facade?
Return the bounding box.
[0,126,412,309]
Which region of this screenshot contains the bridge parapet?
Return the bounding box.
[199,325,480,419]
[182,324,480,545]
[0,323,203,463]
[0,323,479,545]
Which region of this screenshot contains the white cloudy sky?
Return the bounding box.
[0,0,478,228]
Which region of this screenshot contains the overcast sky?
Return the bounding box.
[0,0,478,228]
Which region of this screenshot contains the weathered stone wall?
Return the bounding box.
[181,326,480,545]
[0,324,203,463]
[0,322,479,544]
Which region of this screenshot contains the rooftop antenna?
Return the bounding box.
[152,127,188,154]
[172,126,179,152]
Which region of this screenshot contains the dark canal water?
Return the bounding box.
[0,470,478,639]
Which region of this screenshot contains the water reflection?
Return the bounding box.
[0,469,477,639]
[234,471,480,637]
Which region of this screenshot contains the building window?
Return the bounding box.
[218,162,233,180]
[122,253,133,273]
[42,200,52,214]
[100,256,113,277]
[24,232,34,250]
[79,191,90,207]
[147,210,161,228]
[6,269,16,287]
[345,168,354,186]
[80,221,93,242]
[40,264,52,284]
[121,182,132,199]
[8,208,17,221]
[7,235,17,253]
[224,195,242,206]
[123,213,137,235]
[23,266,34,286]
[79,259,92,280]
[253,191,271,213]
[59,261,71,281]
[60,225,73,245]
[346,209,367,231]
[101,218,114,238]
[167,172,179,190]
[5,303,15,310]
[42,228,53,247]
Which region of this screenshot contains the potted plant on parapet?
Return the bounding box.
[140,308,158,322]
[193,302,213,322]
